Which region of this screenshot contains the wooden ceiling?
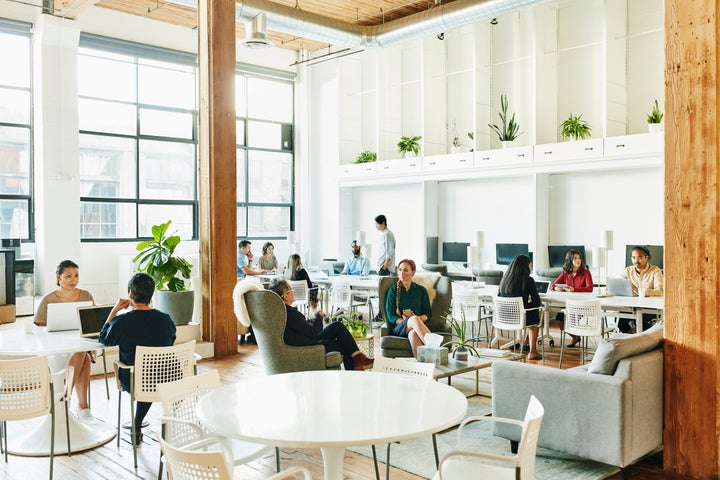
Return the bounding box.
[52,0,461,52]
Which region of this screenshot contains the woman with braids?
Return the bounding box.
[384,259,432,358]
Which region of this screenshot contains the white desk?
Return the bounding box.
[197,370,467,480]
[0,322,116,456]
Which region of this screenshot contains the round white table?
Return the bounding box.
[197,370,468,480]
[0,321,116,456]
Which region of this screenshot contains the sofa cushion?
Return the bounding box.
[412,272,440,305]
[587,322,663,375]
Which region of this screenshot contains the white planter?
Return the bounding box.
[501,140,513,149]
[450,145,459,154]
[648,123,663,133]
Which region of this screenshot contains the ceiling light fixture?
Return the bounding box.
[239,12,274,49]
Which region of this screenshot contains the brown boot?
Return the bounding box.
[353,352,374,370]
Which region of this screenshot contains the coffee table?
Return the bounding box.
[433,350,526,396]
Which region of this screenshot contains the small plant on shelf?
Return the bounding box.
[354,150,377,164]
[332,311,368,338]
[647,99,664,124]
[396,135,422,157]
[488,94,521,142]
[445,120,465,151]
[560,113,592,140]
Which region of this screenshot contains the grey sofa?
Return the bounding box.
[491,326,663,469]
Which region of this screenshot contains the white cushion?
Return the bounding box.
[587,322,663,375]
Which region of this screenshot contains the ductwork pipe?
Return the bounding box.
[236,0,550,49]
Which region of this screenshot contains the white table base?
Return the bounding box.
[320,447,345,480]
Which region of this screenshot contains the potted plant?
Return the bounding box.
[560,113,592,140]
[354,150,377,164]
[445,120,465,154]
[134,220,194,325]
[332,311,368,338]
[396,135,422,158]
[442,310,480,361]
[647,99,664,133]
[488,94,521,147]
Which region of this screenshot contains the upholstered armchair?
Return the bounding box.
[421,263,449,276]
[378,273,452,358]
[243,290,343,374]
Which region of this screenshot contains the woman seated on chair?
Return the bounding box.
[34,259,95,422]
[268,278,373,371]
[384,259,433,358]
[256,241,279,272]
[284,253,325,319]
[99,272,176,446]
[498,254,543,360]
[551,249,594,347]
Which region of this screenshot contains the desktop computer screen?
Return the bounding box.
[496,243,530,266]
[442,242,470,263]
[548,245,586,268]
[625,245,664,269]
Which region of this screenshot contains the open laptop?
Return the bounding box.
[45,301,93,331]
[535,281,550,294]
[606,277,634,297]
[77,304,114,338]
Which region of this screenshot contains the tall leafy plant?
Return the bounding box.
[134,220,193,292]
[488,94,522,142]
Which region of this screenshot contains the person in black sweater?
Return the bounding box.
[498,254,543,360]
[284,253,325,318]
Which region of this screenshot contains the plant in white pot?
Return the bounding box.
[560,113,592,141]
[396,135,422,158]
[134,220,194,326]
[488,93,521,148]
[647,99,664,133]
[442,310,479,361]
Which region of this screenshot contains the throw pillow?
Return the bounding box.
[412,272,440,305]
[587,321,663,375]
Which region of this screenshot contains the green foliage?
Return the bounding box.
[560,113,592,140]
[354,150,377,164]
[442,310,480,357]
[647,99,664,124]
[467,131,475,152]
[396,135,422,156]
[488,94,522,142]
[133,220,193,292]
[332,311,368,338]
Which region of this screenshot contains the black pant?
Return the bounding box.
[378,267,390,276]
[316,321,360,370]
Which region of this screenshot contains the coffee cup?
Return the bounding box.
[23,317,34,334]
[638,287,647,299]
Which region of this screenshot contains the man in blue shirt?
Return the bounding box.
[237,240,266,278]
[341,240,370,275]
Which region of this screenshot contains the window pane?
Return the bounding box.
[247,77,292,122]
[236,206,247,237]
[235,75,246,117]
[248,206,290,237]
[0,33,30,87]
[140,108,194,139]
[78,53,136,102]
[139,140,195,200]
[0,126,30,195]
[236,120,245,146]
[79,98,137,135]
[0,198,29,239]
[79,134,136,198]
[236,149,246,202]
[247,121,281,149]
[0,88,30,124]
[81,201,136,239]
[138,204,193,239]
[248,151,292,203]
[138,62,195,109]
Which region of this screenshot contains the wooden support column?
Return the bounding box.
[664,1,719,477]
[198,0,237,357]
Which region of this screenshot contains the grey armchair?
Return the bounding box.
[421,263,449,276]
[244,290,343,375]
[378,273,452,358]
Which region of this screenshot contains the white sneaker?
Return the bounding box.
[76,408,94,422]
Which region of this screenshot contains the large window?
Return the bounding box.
[0,20,32,240]
[236,73,294,238]
[78,35,197,240]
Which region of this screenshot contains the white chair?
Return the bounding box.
[158,437,312,480]
[433,395,544,480]
[452,289,492,345]
[114,340,197,468]
[372,357,439,480]
[491,296,544,359]
[288,280,310,314]
[329,281,366,318]
[559,299,616,368]
[156,370,279,480]
[0,356,72,480]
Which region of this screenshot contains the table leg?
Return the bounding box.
[320,447,346,480]
[635,309,644,333]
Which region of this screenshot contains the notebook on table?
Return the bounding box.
[77,304,114,338]
[45,301,93,331]
[606,277,634,297]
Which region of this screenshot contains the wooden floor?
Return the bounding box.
[0,325,688,480]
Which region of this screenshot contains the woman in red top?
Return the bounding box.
[551,249,594,347]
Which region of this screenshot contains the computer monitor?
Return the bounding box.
[548,245,586,268]
[495,243,530,266]
[442,242,470,263]
[625,245,664,270]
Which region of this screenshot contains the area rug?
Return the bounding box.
[349,391,620,480]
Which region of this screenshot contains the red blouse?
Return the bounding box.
[550,269,594,292]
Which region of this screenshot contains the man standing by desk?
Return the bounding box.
[619,245,664,332]
[341,240,370,275]
[375,214,396,276]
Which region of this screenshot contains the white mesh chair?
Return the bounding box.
[114,340,197,468]
[452,289,492,345]
[156,370,279,480]
[330,282,366,319]
[288,280,310,314]
[433,395,544,480]
[491,296,544,359]
[0,356,72,480]
[158,437,312,480]
[372,357,439,480]
[559,299,616,368]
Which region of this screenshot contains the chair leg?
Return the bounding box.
[49,387,55,480]
[2,421,7,462]
[157,423,165,480]
[102,351,110,400]
[432,433,439,468]
[386,443,391,480]
[116,392,122,447]
[130,399,137,468]
[371,445,380,480]
[64,396,71,456]
[558,331,566,368]
[275,446,281,473]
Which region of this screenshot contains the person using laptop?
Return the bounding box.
[618,245,664,332]
[99,272,176,446]
[34,259,95,422]
[341,240,370,276]
[550,249,594,347]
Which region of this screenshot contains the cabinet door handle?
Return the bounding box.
[482,157,490,160]
[459,159,467,163]
[429,162,436,166]
[615,144,626,148]
[544,151,552,155]
[409,163,416,167]
[517,154,525,158]
[382,166,390,170]
[585,147,594,151]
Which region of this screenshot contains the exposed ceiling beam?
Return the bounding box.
[53,0,102,18]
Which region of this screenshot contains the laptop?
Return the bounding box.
[606,277,634,297]
[77,304,114,338]
[535,281,550,294]
[45,301,93,332]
